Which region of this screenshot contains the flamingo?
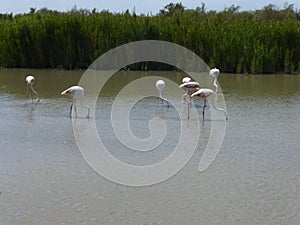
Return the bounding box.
[182,77,191,84]
[61,86,90,118]
[25,75,39,102]
[191,88,228,120]
[209,68,220,92]
[179,80,200,119]
[179,81,200,104]
[190,68,227,120]
[155,80,169,107]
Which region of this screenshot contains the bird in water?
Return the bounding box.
[179,77,200,119]
[155,79,169,107]
[61,86,90,118]
[191,68,228,120]
[25,75,39,103]
[209,68,220,92]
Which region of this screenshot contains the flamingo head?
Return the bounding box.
[61,86,84,97]
[182,77,191,83]
[209,68,220,79]
[61,89,71,95]
[26,75,35,85]
[155,80,165,92]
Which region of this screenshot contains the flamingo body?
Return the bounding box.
[191,88,214,99]
[61,86,90,118]
[179,81,200,90]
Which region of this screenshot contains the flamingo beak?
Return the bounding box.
[61,90,69,95]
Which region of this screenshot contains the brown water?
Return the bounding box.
[0,69,299,224]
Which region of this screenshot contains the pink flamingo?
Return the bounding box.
[179,78,200,119]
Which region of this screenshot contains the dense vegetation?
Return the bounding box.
[0,3,299,73]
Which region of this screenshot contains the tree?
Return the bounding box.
[159,2,185,16]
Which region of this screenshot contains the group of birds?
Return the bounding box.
[26,67,227,120]
[25,75,90,118]
[156,68,228,120]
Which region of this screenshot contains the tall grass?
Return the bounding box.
[0,4,299,73]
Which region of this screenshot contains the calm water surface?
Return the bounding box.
[0,69,299,224]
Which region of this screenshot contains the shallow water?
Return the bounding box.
[0,69,299,224]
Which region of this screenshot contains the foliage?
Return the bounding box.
[0,3,299,73]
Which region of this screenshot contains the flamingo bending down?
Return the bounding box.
[209,68,220,92]
[61,86,90,118]
[155,80,169,107]
[180,77,192,104]
[179,81,200,105]
[191,88,228,120]
[179,81,200,119]
[25,75,39,102]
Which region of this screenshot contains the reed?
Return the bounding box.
[0,4,299,73]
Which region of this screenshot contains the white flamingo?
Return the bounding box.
[25,75,39,102]
[61,86,90,118]
[155,80,169,107]
[209,68,220,92]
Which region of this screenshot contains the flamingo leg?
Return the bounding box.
[26,85,29,104]
[182,89,191,105]
[156,96,163,106]
[74,99,77,117]
[188,90,194,109]
[156,97,159,105]
[29,84,34,103]
[69,102,73,117]
[189,95,193,109]
[158,96,169,108]
[80,99,90,118]
[30,85,39,102]
[182,93,188,104]
[163,98,169,108]
[202,99,207,120]
[187,103,190,119]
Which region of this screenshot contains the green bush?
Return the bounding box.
[0,3,299,73]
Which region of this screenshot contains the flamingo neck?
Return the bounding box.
[158,89,163,98]
[30,84,39,100]
[159,90,167,101]
[79,99,90,118]
[211,99,228,120]
[158,90,169,107]
[84,106,90,118]
[213,78,219,92]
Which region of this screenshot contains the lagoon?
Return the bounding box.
[0,69,299,224]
